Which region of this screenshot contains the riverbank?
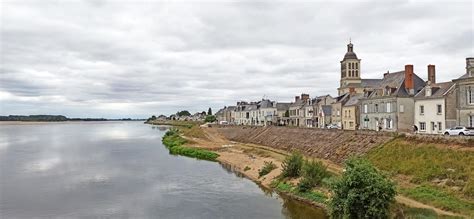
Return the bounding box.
[156,123,471,218]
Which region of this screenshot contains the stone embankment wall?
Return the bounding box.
[215,126,394,164]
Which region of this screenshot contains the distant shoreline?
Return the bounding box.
[0,120,141,125]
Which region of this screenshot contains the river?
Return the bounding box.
[0,121,327,218]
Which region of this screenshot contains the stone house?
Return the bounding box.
[453,57,474,127]
[360,65,426,132]
[275,102,291,126]
[415,81,456,134]
[331,93,350,128]
[312,95,335,128]
[319,105,332,128]
[235,101,250,125]
[289,94,309,127]
[342,94,363,130]
[257,99,277,126]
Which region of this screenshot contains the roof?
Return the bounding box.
[344,94,363,106]
[276,102,291,111]
[415,81,455,99]
[321,105,332,116]
[335,93,350,103]
[361,79,383,87]
[365,70,425,98]
[259,99,274,108]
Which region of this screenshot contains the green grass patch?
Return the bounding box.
[274,181,328,204]
[366,138,474,197]
[400,185,474,215]
[162,128,218,161]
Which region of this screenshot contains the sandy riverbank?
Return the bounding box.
[179,126,465,218]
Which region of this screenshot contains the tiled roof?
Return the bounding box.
[344,94,363,106]
[415,81,455,99]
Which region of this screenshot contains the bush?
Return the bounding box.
[329,157,396,219]
[244,166,251,171]
[297,160,329,192]
[259,161,277,178]
[281,151,303,178]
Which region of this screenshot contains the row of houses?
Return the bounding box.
[215,42,474,134]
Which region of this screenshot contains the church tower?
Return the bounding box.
[338,41,362,95]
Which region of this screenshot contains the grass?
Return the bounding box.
[274,181,328,204]
[162,128,218,161]
[366,138,474,196]
[400,185,474,215]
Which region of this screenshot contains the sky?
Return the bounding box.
[1,0,473,118]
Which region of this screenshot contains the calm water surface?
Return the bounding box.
[0,121,326,218]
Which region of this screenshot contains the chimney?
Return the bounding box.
[425,81,432,97]
[467,57,474,77]
[428,64,436,84]
[301,94,310,101]
[295,96,300,102]
[384,71,390,77]
[404,64,414,95]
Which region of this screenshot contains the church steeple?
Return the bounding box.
[339,40,362,95]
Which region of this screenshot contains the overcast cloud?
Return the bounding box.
[1,0,472,118]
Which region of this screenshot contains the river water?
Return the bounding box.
[0,121,326,218]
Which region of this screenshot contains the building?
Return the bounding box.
[319,105,332,128]
[289,94,309,127]
[312,95,335,128]
[331,93,350,128]
[338,41,382,96]
[360,65,426,132]
[342,94,363,130]
[275,102,291,126]
[453,57,474,127]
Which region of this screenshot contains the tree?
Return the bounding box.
[177,110,191,117]
[208,107,212,116]
[201,111,207,116]
[329,158,396,219]
[284,110,290,117]
[281,151,304,178]
[205,115,216,123]
[297,160,329,192]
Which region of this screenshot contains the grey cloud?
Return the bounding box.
[0,0,472,118]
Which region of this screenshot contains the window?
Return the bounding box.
[375,104,379,113]
[419,122,426,131]
[468,86,474,104]
[356,63,358,69]
[337,110,340,116]
[364,121,368,128]
[438,122,442,131]
[420,105,424,115]
[386,102,391,113]
[349,122,354,127]
[400,105,404,113]
[470,115,473,127]
[437,104,442,114]
[431,122,435,131]
[386,118,392,129]
[364,104,368,113]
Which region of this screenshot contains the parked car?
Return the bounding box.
[444,126,474,136]
[326,124,340,129]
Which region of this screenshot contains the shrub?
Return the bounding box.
[329,157,396,219]
[281,151,303,178]
[259,161,277,178]
[297,160,329,192]
[244,166,251,171]
[204,115,216,123]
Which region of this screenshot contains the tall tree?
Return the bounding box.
[208,107,212,116]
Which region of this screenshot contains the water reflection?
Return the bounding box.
[0,122,327,218]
